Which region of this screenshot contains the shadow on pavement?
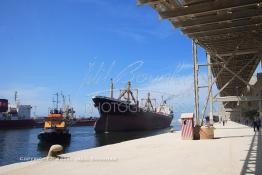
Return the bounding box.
[215,135,254,139]
[240,132,262,175]
[215,127,249,130]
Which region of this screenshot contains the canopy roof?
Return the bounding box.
[138,0,262,108]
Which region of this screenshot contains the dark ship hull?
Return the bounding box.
[0,119,38,129]
[38,129,71,143]
[71,118,97,127]
[93,96,173,133]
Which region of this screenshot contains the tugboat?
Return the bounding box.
[93,80,173,133]
[38,93,74,143]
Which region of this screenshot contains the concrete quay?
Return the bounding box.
[0,121,261,175]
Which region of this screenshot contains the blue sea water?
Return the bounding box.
[0,121,180,166]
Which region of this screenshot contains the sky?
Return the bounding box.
[0,0,221,117]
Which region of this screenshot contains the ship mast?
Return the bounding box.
[14,91,19,107]
[110,79,114,98]
[145,92,154,111]
[68,95,71,106]
[33,106,37,117]
[53,92,59,110]
[61,92,66,110]
[158,96,166,112]
[127,81,131,102]
[118,81,137,104]
[136,89,139,106]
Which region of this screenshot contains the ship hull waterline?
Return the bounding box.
[38,129,71,143]
[93,96,173,133]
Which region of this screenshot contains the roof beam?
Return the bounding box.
[160,0,260,19]
[199,31,262,41]
[173,8,262,28]
[213,55,258,91]
[200,38,247,45]
[187,23,262,37]
[137,0,205,6]
[188,25,262,38]
[212,49,259,55]
[213,55,259,98]
[216,49,262,57]
[137,0,159,5]
[183,18,262,34]
[215,96,262,102]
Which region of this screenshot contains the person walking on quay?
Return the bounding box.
[253,118,257,132]
[256,117,261,132]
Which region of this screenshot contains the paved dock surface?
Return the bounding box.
[1,121,261,175]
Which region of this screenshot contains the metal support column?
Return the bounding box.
[207,53,213,125]
[193,40,200,125]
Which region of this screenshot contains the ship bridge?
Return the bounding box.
[137,0,262,123]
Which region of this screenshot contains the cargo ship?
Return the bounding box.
[0,92,36,129]
[38,93,73,143]
[93,80,173,133]
[0,92,97,130]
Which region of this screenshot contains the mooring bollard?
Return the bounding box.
[47,144,63,158]
[170,128,175,133]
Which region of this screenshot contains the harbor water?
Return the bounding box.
[0,121,180,166]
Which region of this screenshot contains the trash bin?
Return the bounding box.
[180,113,194,140]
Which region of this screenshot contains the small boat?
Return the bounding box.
[38,109,71,143]
[38,93,74,143]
